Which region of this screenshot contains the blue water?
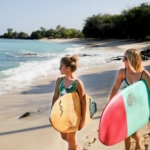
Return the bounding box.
[0,39,74,72]
[0,39,123,95]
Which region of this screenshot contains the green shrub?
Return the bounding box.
[145,35,150,41]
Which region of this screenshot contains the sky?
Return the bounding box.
[0,0,149,35]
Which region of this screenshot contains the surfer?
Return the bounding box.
[51,55,86,150]
[109,49,150,150]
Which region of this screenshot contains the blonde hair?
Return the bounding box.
[61,55,78,72]
[125,49,144,72]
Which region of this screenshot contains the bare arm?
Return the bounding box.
[142,70,150,90]
[51,77,61,109]
[109,69,124,100]
[76,79,86,129]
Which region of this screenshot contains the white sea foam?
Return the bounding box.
[65,46,85,51]
[0,57,62,95]
[0,41,124,96]
[5,50,59,58]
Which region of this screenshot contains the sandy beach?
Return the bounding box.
[1,39,150,150]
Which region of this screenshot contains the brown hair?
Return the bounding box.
[61,55,79,72]
[125,49,144,72]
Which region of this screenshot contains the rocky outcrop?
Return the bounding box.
[110,48,150,62]
[141,48,150,60]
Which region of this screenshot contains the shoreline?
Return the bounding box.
[1,39,150,150]
[1,37,150,51]
[39,38,150,50]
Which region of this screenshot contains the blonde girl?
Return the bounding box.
[109,49,150,150]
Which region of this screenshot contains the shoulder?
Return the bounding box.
[143,69,150,75]
[75,78,85,94]
[76,78,84,87]
[57,76,63,81]
[76,78,82,83]
[119,68,125,74]
[55,76,63,85]
[117,68,125,78]
[142,70,150,79]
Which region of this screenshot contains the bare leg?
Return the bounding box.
[67,132,76,150]
[131,132,141,150]
[60,132,67,142]
[125,136,131,150]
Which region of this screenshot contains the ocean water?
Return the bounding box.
[0,39,123,95]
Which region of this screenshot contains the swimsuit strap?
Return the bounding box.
[125,68,127,78]
[60,77,63,82]
[59,77,63,86]
[140,70,144,80]
[124,68,130,85]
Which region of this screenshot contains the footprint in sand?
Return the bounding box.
[130,133,150,150]
[85,135,96,145]
[82,134,96,150]
[81,130,100,150]
[142,133,150,150]
[123,133,150,150]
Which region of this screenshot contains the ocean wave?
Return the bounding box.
[0,58,61,95]
[0,48,14,51]
[0,39,124,96]
[5,51,61,58]
[65,46,85,51]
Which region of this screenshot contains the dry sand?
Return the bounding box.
[0,39,150,150]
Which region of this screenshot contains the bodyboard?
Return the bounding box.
[50,92,97,133]
[99,80,150,145]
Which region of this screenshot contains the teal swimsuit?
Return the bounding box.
[121,68,144,90]
[59,77,77,96]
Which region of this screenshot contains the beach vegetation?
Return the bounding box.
[40,27,46,37]
[30,30,42,39]
[145,35,150,41]
[30,26,84,39]
[82,3,150,40]
[1,25,83,40]
[3,28,29,39]
[17,32,29,39]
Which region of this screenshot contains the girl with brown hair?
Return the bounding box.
[51,55,86,150]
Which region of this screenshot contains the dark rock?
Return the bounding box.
[141,48,150,61]
[18,112,30,119]
[82,54,91,56]
[79,54,99,57]
[24,53,36,56]
[110,56,123,61]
